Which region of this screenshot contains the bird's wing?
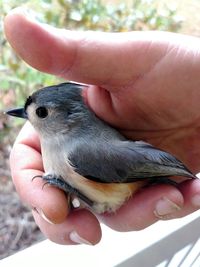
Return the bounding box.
[68,140,194,184]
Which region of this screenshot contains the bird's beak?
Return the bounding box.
[6,108,28,119]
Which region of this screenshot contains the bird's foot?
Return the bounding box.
[32,173,94,208]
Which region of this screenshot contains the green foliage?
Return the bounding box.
[0,0,182,111]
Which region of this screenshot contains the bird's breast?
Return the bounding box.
[41,138,74,182]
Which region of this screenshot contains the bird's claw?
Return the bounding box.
[32,173,94,208]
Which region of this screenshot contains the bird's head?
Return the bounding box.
[7,82,89,136]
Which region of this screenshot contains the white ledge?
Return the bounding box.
[1,211,200,267]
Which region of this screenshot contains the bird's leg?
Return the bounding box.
[35,173,94,208]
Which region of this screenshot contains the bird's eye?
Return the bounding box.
[36,107,48,118]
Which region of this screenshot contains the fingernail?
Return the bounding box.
[9,7,42,22]
[69,231,93,245]
[191,195,200,207]
[32,207,55,225]
[154,197,181,220]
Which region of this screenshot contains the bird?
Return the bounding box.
[7,82,196,214]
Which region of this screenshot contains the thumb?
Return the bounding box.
[4,8,167,87]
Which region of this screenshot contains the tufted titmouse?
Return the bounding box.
[7,82,196,213]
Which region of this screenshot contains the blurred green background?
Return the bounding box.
[1,0,200,260]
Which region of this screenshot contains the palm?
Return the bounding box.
[86,38,200,173]
[110,85,200,174]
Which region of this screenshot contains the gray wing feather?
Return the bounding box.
[68,141,194,183]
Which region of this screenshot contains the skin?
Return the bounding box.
[4,8,200,245]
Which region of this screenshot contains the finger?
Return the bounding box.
[32,209,102,245]
[10,122,69,224]
[100,184,184,231]
[14,121,41,152]
[176,178,200,217]
[3,8,169,127]
[4,7,173,87]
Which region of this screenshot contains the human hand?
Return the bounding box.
[4,8,200,245]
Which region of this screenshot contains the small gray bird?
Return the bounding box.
[7,82,196,213]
